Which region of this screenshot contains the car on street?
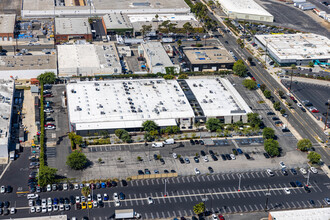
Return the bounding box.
[211,155,218,161]
[145,169,151,174]
[81,202,86,209]
[42,206,47,213]
[237,148,243,154]
[310,167,318,174]
[212,214,217,220]
[209,150,214,155]
[119,192,125,200]
[87,201,92,209]
[115,200,121,207]
[266,169,274,176]
[172,153,177,159]
[309,199,315,205]
[244,153,251,159]
[63,184,68,190]
[103,193,109,201]
[47,205,52,212]
[221,154,226,161]
[194,168,200,175]
[232,149,238,155]
[267,111,275,115]
[147,197,153,204]
[284,188,290,194]
[30,206,35,213]
[300,168,307,175]
[138,170,144,175]
[225,154,231,160]
[190,140,195,145]
[171,170,176,173]
[0,186,5,193]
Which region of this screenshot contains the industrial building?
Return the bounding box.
[57,43,122,77]
[22,0,190,18]
[102,13,133,35]
[254,33,330,66]
[218,0,274,22]
[66,78,252,135]
[141,42,179,74]
[0,80,14,164]
[268,207,330,220]
[183,47,235,72]
[0,55,57,80]
[0,14,16,41]
[55,18,92,42]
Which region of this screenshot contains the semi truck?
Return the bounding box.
[115,209,141,219]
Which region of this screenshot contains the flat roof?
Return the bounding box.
[66,79,194,131]
[184,47,235,64]
[103,13,133,30]
[185,78,252,117]
[0,14,16,34]
[15,215,68,220]
[57,43,122,76]
[0,80,14,159]
[269,207,330,220]
[55,18,91,35]
[219,0,273,17]
[0,55,57,71]
[255,33,330,61]
[141,42,176,70]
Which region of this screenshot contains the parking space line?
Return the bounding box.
[296,201,302,208]
[182,191,188,202]
[313,183,322,192]
[215,175,220,181]
[161,211,165,217]
[255,172,260,178]
[136,181,139,186]
[167,211,171,217]
[253,186,261,196]
[189,210,193,216]
[317,200,323,206]
[156,179,160,184]
[156,212,160,218]
[201,176,205,182]
[238,205,243,212]
[151,179,155,185]
[207,176,211,181]
[246,173,250,178]
[177,192,182,202]
[228,187,235,198]
[175,178,180,184]
[178,210,182,217]
[254,204,259,211]
[291,201,296,208]
[231,206,236,213]
[108,202,111,207]
[182,177,187,183]
[231,173,236,180]
[226,174,231,180]
[250,172,255,178]
[150,212,154,219]
[184,210,188,216]
[134,194,139,205]
[241,191,246,198]
[244,205,249,212]
[301,201,307,208]
[259,204,264,210]
[215,193,220,199]
[260,172,265,178]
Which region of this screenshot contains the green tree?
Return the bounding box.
[307,152,321,164]
[37,72,56,84]
[291,64,297,70]
[247,56,253,63]
[81,186,91,197]
[183,22,194,37]
[193,202,206,215]
[273,101,281,111]
[263,90,271,99]
[142,120,159,132]
[115,129,126,139]
[66,151,88,170]
[121,132,132,143]
[177,39,182,47]
[264,139,280,157]
[206,118,223,132]
[259,84,266,92]
[163,74,175,80]
[233,60,247,77]
[242,79,257,90]
[280,109,286,115]
[308,61,314,67]
[278,90,284,97]
[38,166,57,187]
[98,158,103,164]
[178,74,188,79]
[137,156,142,161]
[140,24,152,38]
[74,135,83,146]
[297,138,312,151]
[247,113,261,128]
[262,127,275,139]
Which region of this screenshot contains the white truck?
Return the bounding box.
[115,209,141,219]
[163,138,175,145]
[152,142,163,148]
[9,151,15,161]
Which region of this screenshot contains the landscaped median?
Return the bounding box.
[131,173,178,180]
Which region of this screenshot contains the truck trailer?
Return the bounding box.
[115,209,141,219]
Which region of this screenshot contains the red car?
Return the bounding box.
[218,214,225,220]
[311,109,319,113]
[44,123,55,127]
[289,96,295,101]
[43,94,53,98]
[252,77,256,81]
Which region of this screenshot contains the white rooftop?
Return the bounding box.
[218,0,273,17]
[269,207,330,220]
[55,18,92,35]
[103,13,133,30]
[255,33,330,61]
[185,78,252,118]
[66,79,194,131]
[0,80,14,160]
[0,14,16,34]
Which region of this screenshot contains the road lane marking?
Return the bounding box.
[250,172,255,178]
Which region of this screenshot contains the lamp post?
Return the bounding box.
[238,173,242,191]
[264,184,271,211]
[324,99,330,130]
[306,170,311,187]
[164,179,167,197]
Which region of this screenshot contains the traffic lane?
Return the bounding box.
[2,44,54,52]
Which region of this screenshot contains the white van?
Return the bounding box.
[27,194,39,199]
[152,142,163,148]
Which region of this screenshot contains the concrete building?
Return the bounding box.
[57,43,122,77]
[102,13,133,35]
[0,80,14,164]
[268,207,330,220]
[55,18,92,42]
[183,47,235,72]
[141,42,179,74]
[66,79,195,135]
[254,33,330,66]
[66,78,252,135]
[0,55,57,80]
[22,0,190,18]
[218,0,274,22]
[0,14,16,41]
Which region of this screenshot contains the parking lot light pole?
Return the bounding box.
[238,174,241,191]
[306,170,311,187]
[164,179,167,197]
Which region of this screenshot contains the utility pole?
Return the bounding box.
[264,184,270,211]
[306,170,311,187]
[238,173,241,191]
[324,99,330,130]
[289,69,293,91]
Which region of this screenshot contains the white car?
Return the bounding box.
[53,205,59,211]
[147,197,153,204]
[47,197,52,205]
[172,153,178,159]
[203,156,209,162]
[212,214,217,220]
[74,184,79,190]
[300,168,307,175]
[87,194,92,201]
[279,161,286,168]
[36,206,41,213]
[65,204,70,211]
[75,196,80,203]
[63,183,68,190]
[81,196,86,202]
[27,194,39,199]
[29,200,34,207]
[194,168,200,175]
[47,205,52,212]
[284,188,291,194]
[97,194,102,202]
[47,184,51,192]
[0,185,5,193]
[230,154,236,160]
[41,206,47,213]
[80,183,84,189]
[30,206,35,213]
[10,207,16,214]
[297,103,302,108]
[41,199,47,207]
[93,201,98,208]
[113,193,119,201]
[267,169,274,176]
[59,204,64,211]
[115,200,121,207]
[310,167,318,174]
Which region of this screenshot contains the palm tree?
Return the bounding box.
[140,25,152,39]
[155,14,159,30]
[81,186,90,197]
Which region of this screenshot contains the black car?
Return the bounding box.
[281,168,288,176]
[160,158,165,165]
[70,196,75,205]
[76,203,82,210]
[164,169,169,174]
[208,167,214,173]
[244,153,251,159]
[290,168,297,175]
[190,140,195,145]
[0,202,3,208]
[263,153,270,159]
[59,198,64,204]
[209,150,215,155]
[153,154,158,160]
[98,201,104,207]
[194,157,199,163]
[111,181,117,187]
[211,155,218,161]
[201,151,206,156]
[45,117,55,122]
[6,186,12,193]
[232,149,238,155]
[289,182,296,187]
[221,154,227,161]
[121,180,127,186]
[138,170,144,175]
[4,201,9,208]
[225,154,231,160]
[179,157,185,164]
[171,170,176,173]
[301,107,306,112]
[200,140,204,145]
[3,208,9,215]
[267,112,275,115]
[36,199,41,206]
[194,140,199,144]
[309,199,315,205]
[272,117,279,121]
[304,186,311,193]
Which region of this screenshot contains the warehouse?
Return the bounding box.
[183,47,235,72]
[0,80,14,164]
[55,18,92,42]
[268,207,330,220]
[0,14,16,41]
[254,33,330,66]
[102,13,133,35]
[218,0,274,22]
[66,78,252,135]
[57,43,122,77]
[141,42,179,74]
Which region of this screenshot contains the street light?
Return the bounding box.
[238,173,241,191]
[324,99,330,131]
[306,170,311,187]
[264,184,271,211]
[164,179,167,197]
